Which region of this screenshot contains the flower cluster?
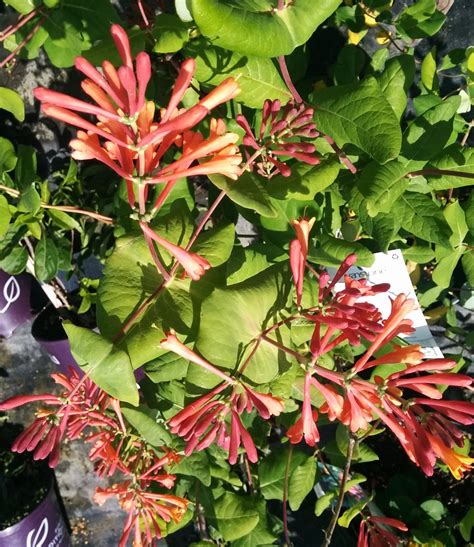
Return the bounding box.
[34,24,242,282]
[0,369,187,544]
[284,217,474,481]
[161,331,284,464]
[237,99,319,178]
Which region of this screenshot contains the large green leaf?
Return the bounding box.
[309,234,374,267]
[171,452,211,486]
[0,196,12,238]
[397,0,446,40]
[311,78,402,164]
[402,95,461,163]
[288,455,317,511]
[211,493,260,542]
[152,14,190,53]
[34,237,59,282]
[187,40,291,108]
[64,324,139,405]
[0,87,25,122]
[191,223,235,267]
[191,266,290,386]
[358,159,411,216]
[190,0,340,57]
[376,55,415,119]
[425,146,474,190]
[0,137,17,173]
[121,403,172,445]
[393,192,451,247]
[258,445,307,500]
[268,158,340,200]
[42,0,120,67]
[208,172,278,218]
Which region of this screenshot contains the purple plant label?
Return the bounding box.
[0,276,21,314]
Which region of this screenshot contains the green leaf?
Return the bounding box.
[64,323,139,405]
[17,184,41,214]
[332,45,366,85]
[315,491,336,516]
[152,14,190,53]
[192,223,235,267]
[462,253,474,286]
[227,242,286,285]
[393,192,451,247]
[15,145,37,188]
[47,209,81,231]
[34,237,59,282]
[4,0,36,15]
[309,234,374,267]
[459,507,474,542]
[0,195,12,238]
[0,87,25,122]
[268,158,341,200]
[145,352,189,383]
[97,203,195,366]
[0,246,28,275]
[376,55,415,119]
[444,200,468,248]
[192,266,290,386]
[402,96,461,162]
[358,159,410,216]
[0,137,17,173]
[258,446,307,500]
[397,0,446,39]
[425,146,474,190]
[432,249,462,288]
[312,78,402,164]
[43,0,120,67]
[187,40,291,108]
[172,452,211,486]
[121,403,172,445]
[421,47,439,91]
[420,499,446,521]
[288,456,317,511]
[190,0,340,57]
[208,172,278,218]
[211,493,260,542]
[338,499,369,528]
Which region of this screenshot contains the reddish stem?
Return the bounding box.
[0,16,46,69]
[0,8,38,43]
[278,55,303,104]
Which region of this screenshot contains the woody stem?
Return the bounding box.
[321,435,357,547]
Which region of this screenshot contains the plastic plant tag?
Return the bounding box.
[329,249,443,358]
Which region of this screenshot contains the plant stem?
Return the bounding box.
[322,134,357,174]
[408,168,474,180]
[261,334,308,363]
[0,8,38,43]
[184,190,226,253]
[278,55,302,104]
[283,445,293,546]
[0,16,46,69]
[0,185,114,224]
[321,435,357,547]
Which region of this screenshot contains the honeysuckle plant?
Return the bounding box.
[1,1,473,546]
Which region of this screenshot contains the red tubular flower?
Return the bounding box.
[94,481,188,546]
[0,369,112,468]
[237,99,319,178]
[290,217,315,306]
[140,222,211,281]
[358,516,407,547]
[287,372,320,446]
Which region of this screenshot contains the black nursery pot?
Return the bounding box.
[0,423,70,546]
[0,271,47,339]
[31,305,82,376]
[0,485,70,547]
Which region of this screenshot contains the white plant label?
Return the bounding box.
[329,249,443,358]
[0,275,21,314]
